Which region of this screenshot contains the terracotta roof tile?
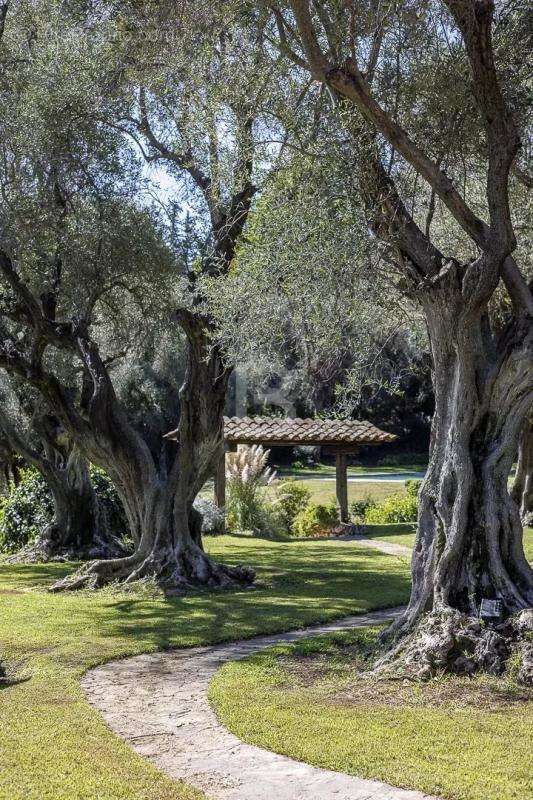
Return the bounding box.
[222,416,396,445]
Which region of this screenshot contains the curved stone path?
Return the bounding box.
[83,606,438,800]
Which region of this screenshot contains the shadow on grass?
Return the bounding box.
[0,657,32,690]
[93,541,410,654]
[0,560,81,588]
[0,536,411,669]
[365,524,416,539]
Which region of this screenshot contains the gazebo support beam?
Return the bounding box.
[335,452,349,524]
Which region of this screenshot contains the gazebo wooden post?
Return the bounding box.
[335,451,349,524]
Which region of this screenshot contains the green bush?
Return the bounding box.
[90,466,129,540]
[275,480,311,528]
[405,479,422,497]
[364,491,418,524]
[226,486,266,532]
[350,493,377,523]
[291,501,338,538]
[0,470,54,553]
[0,467,128,554]
[193,498,226,536]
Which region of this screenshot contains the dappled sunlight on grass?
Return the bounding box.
[0,535,410,800]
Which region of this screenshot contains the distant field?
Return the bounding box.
[277,461,428,477]
[202,470,411,506]
[267,478,401,506]
[202,477,402,506]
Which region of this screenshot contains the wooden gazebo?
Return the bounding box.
[214,416,397,523]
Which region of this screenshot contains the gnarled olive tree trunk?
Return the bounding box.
[512,418,533,526]
[8,447,124,563]
[0,439,20,496]
[37,450,102,560]
[381,269,533,679]
[50,328,253,592]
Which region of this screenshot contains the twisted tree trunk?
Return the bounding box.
[0,461,10,496]
[0,439,20,496]
[8,448,125,563]
[381,269,533,679]
[37,451,104,560]
[512,419,533,526]
[50,326,253,592]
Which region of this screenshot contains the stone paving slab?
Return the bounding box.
[83,607,439,800]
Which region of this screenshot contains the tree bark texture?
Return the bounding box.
[50,320,253,592]
[396,269,533,637]
[512,418,533,526]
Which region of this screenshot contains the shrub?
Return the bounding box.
[291,501,338,538]
[350,493,377,523]
[226,445,276,532]
[90,467,129,541]
[0,469,54,553]
[293,445,319,466]
[0,467,128,554]
[405,479,422,497]
[193,497,226,536]
[275,480,311,529]
[364,491,418,524]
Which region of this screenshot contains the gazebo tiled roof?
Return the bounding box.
[164,415,397,524]
[223,416,396,446]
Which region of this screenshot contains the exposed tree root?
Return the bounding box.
[49,543,255,594]
[375,609,533,686]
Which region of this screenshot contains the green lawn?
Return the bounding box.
[271,478,401,506]
[0,535,410,800]
[203,476,404,507]
[211,626,533,800]
[364,523,418,549]
[277,461,428,477]
[364,525,533,562]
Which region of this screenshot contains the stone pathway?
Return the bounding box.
[337,533,412,558]
[83,606,437,800]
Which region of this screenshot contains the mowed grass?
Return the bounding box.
[274,478,401,506]
[0,535,410,800]
[210,626,533,800]
[202,476,402,506]
[276,461,428,477]
[365,525,533,562]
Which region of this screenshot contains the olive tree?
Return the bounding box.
[206,150,420,418]
[0,0,253,590]
[266,0,532,676]
[513,418,533,526]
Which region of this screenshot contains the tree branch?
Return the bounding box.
[289,0,332,80]
[269,6,311,71]
[0,414,48,475]
[137,87,213,206]
[511,161,533,189]
[327,59,489,248]
[361,152,444,279]
[443,0,519,249]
